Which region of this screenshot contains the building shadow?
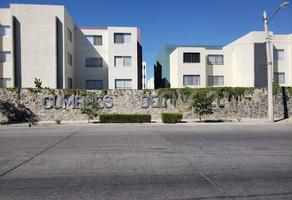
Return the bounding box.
[74,28,109,89]
[281,87,289,119]
[0,100,38,124]
[274,87,289,122]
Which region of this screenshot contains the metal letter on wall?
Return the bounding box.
[159,97,167,108]
[150,94,159,108]
[75,96,84,109]
[140,95,150,108]
[63,95,75,109]
[55,95,63,109]
[42,95,55,109]
[103,95,113,108]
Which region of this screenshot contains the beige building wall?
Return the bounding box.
[107,27,140,89]
[0,4,142,89]
[0,8,13,87]
[75,27,141,89]
[205,49,230,87]
[64,9,76,88]
[10,4,62,88]
[170,47,207,88]
[169,32,292,88]
[0,4,77,88]
[272,34,292,87]
[75,28,109,89]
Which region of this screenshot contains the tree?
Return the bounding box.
[191,91,215,122]
[81,93,100,123]
[34,78,42,89]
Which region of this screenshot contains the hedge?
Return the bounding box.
[161,112,183,124]
[99,114,151,123]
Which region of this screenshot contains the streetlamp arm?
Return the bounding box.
[268,7,282,23]
[268,1,289,23]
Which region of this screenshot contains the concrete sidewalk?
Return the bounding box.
[1,118,292,129]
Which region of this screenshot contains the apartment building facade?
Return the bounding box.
[0,4,142,89]
[154,32,292,88]
[75,27,142,89]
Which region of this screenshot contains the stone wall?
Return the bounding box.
[0,88,291,123]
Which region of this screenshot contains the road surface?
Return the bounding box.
[0,123,292,199]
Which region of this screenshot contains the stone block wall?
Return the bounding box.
[0,88,291,123]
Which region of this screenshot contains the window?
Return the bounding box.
[114,56,132,67]
[274,49,284,60]
[0,26,10,36]
[114,33,131,44]
[67,53,72,66]
[86,80,103,90]
[85,57,102,68]
[274,72,285,84]
[67,28,72,42]
[208,55,224,65]
[183,75,200,86]
[115,79,132,89]
[0,51,11,62]
[67,78,73,89]
[208,76,224,86]
[86,35,102,46]
[183,53,200,63]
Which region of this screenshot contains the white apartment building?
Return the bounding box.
[75,27,142,89]
[147,77,154,89]
[155,32,292,88]
[0,4,142,89]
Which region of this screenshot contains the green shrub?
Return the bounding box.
[81,93,100,123]
[34,78,42,89]
[99,114,151,123]
[161,112,183,124]
[191,91,215,122]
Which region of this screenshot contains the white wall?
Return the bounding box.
[272,34,292,87]
[169,32,292,88]
[10,4,65,88]
[0,8,13,87]
[0,4,141,90]
[170,47,207,88]
[75,28,109,89]
[205,49,229,87]
[64,9,75,88]
[107,27,139,89]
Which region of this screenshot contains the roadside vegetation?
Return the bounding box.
[99,114,151,123]
[161,112,183,124]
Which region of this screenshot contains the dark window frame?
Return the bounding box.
[183,75,200,86]
[85,57,103,68]
[274,72,285,84]
[183,53,200,63]
[207,55,224,65]
[86,80,103,90]
[67,77,73,89]
[208,75,224,86]
[114,33,131,44]
[67,28,72,42]
[273,49,284,60]
[67,53,73,66]
[114,79,132,89]
[86,35,103,46]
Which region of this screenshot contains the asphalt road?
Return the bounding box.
[0,123,292,200]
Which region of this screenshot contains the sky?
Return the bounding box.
[1,0,292,80]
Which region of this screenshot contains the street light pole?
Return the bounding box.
[263,2,289,122]
[263,11,274,122]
